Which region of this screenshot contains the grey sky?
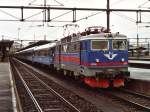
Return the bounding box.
[0,0,150,45]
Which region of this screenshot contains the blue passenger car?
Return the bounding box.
[33,43,56,66]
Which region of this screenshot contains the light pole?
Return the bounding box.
[17,27,21,40]
[1,35,4,40]
[138,25,150,56]
[137,24,139,47]
[136,24,139,57]
[17,27,23,48]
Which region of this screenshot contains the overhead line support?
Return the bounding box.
[47,8,51,22]
[0,6,150,23]
[0,6,150,12]
[107,0,110,32]
[73,9,76,22]
[21,6,24,21]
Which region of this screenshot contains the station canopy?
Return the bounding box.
[0,40,14,49]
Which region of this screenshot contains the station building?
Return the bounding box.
[0,40,14,62]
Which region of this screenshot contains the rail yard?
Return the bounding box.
[0,0,150,112]
[8,57,150,112]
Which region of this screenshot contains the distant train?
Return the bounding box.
[15,26,130,88]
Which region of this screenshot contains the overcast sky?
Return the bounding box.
[0,0,150,45]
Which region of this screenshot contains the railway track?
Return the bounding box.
[11,59,80,112]
[100,88,150,112]
[11,58,150,112]
[10,58,99,112]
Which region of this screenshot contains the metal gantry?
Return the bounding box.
[0,1,150,32]
[0,0,150,47]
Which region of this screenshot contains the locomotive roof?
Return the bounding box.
[79,33,127,41]
[34,42,56,51]
[59,32,127,44]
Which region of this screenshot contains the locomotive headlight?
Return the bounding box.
[121,58,125,62]
[96,59,99,62]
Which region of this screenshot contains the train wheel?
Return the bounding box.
[63,70,67,76]
[73,72,79,80]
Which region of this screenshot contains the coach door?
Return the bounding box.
[80,42,82,65]
[58,45,61,65]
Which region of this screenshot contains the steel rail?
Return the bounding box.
[9,61,24,112]
[110,93,150,111]
[23,63,81,112]
[102,89,150,111]
[13,63,44,112]
[119,88,150,100]
[14,58,81,112]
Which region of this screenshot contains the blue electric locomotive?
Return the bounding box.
[54,26,130,88]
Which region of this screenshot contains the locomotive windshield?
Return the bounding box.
[113,40,127,50]
[91,40,108,50]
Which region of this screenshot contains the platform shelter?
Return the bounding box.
[0,40,14,62]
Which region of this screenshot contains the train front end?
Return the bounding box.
[81,33,130,88]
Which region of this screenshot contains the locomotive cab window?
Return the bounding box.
[91,40,108,50]
[113,40,127,50]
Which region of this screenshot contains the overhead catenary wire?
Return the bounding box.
[112,11,137,23]
[10,0,150,41]
[53,0,64,6]
[28,0,38,5]
[110,0,126,6]
[138,0,150,8]
[26,0,65,28]
[24,10,44,20]
[28,0,64,6]
[76,11,104,22]
[50,10,72,21]
[52,0,144,23]
[0,9,20,20]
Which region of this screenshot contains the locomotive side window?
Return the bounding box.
[61,44,68,53]
[113,40,127,50]
[64,42,80,53]
[91,40,108,50]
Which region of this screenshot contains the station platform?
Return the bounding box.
[129,56,150,61]
[129,67,150,81]
[129,57,150,80]
[129,59,150,68]
[129,60,150,64]
[0,63,13,112]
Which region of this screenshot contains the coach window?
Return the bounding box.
[73,42,80,52]
[113,40,127,50]
[75,42,80,52]
[61,45,64,51]
[43,50,45,56]
[47,50,49,56]
[35,51,38,56]
[56,46,59,52]
[45,50,48,56]
[70,43,74,53]
[38,51,40,56]
[43,50,46,56]
[62,44,67,53]
[91,40,108,50]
